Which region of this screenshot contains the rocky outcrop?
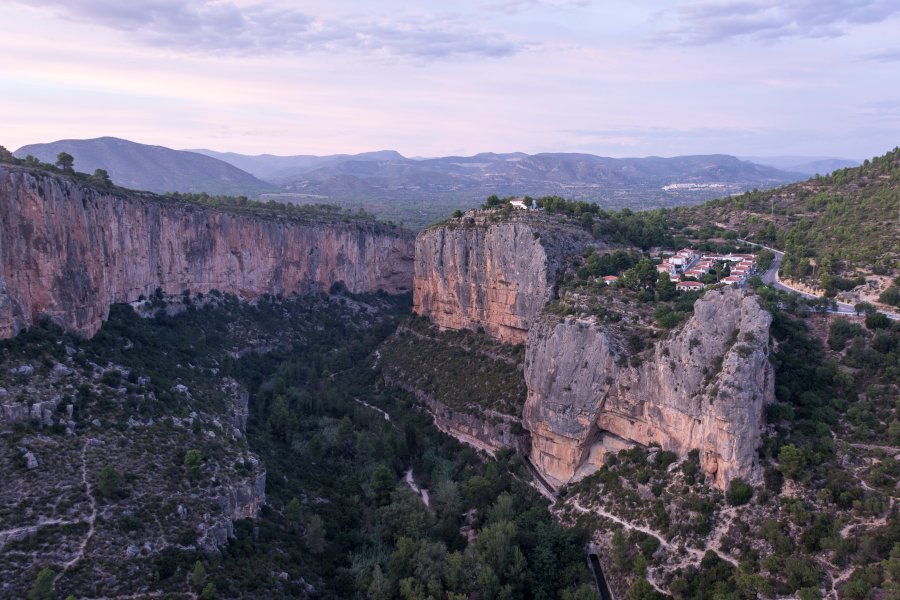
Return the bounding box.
[385,375,530,455]
[413,212,593,344]
[0,165,415,338]
[523,287,773,489]
[197,469,267,552]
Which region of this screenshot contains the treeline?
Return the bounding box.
[0,145,113,189]
[480,193,676,249]
[0,144,398,229]
[165,191,385,225]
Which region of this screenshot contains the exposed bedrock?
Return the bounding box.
[413,213,594,344]
[0,165,415,338]
[523,287,774,490]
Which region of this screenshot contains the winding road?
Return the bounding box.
[738,239,899,320]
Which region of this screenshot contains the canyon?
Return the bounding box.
[0,165,772,496]
[0,165,415,339]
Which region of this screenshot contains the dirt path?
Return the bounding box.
[848,442,900,453]
[0,518,78,550]
[404,468,430,508]
[354,398,393,424]
[56,440,98,582]
[571,500,669,548]
[570,498,739,568]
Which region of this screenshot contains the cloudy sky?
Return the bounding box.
[1,0,898,158]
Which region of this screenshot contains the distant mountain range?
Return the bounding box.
[15,136,817,228]
[196,148,809,226]
[15,137,273,196]
[738,155,860,176]
[191,148,406,183]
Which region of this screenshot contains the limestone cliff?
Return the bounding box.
[413,212,593,344]
[0,165,415,338]
[523,287,773,489]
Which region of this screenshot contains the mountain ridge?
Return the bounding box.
[15,137,273,196]
[13,136,808,229]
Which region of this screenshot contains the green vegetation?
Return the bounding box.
[579,248,640,279]
[0,287,595,597]
[210,302,591,598]
[165,191,400,229]
[0,145,120,194]
[184,449,203,479]
[0,287,592,598]
[725,478,754,506]
[97,465,123,498]
[191,560,207,589]
[54,151,74,173]
[27,568,55,600]
[690,148,900,282]
[878,278,900,308]
[378,315,528,418]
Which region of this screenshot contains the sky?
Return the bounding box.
[1,0,898,159]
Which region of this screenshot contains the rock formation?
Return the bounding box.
[0,165,415,338]
[523,288,773,489]
[413,212,594,344]
[412,214,775,490]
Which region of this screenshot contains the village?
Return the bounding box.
[600,248,759,291]
[658,248,758,290]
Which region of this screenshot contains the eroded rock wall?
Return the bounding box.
[413,213,593,344]
[0,166,415,338]
[523,287,773,489]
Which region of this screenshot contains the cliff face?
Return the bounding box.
[413,213,593,344]
[0,166,415,338]
[523,288,773,489]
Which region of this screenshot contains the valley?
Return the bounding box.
[0,152,897,600]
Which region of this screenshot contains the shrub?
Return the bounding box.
[878,286,900,307]
[97,465,122,498]
[726,478,754,506]
[184,449,203,479]
[865,312,890,330]
[27,568,55,600]
[191,561,207,588]
[100,369,123,388]
[778,444,806,479]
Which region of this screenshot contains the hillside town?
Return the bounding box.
[657,248,758,290]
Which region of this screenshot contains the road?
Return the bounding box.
[738,239,899,320]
